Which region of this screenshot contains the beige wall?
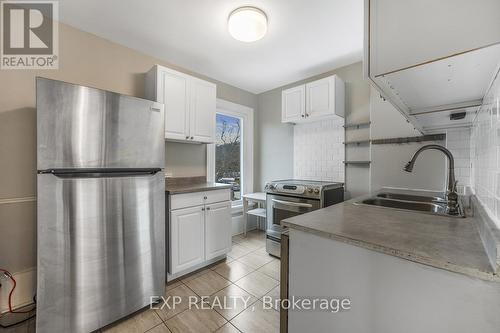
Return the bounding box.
[0,23,257,275]
[255,62,371,196]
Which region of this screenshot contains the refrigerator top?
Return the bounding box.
[36,77,165,170]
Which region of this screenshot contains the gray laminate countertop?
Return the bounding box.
[165,182,232,195]
[282,189,499,282]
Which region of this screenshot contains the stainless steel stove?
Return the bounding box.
[265,179,344,257]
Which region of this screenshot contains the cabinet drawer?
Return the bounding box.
[170,189,231,210]
[205,189,231,204]
[171,192,205,210]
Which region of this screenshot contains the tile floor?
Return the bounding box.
[3,230,280,333]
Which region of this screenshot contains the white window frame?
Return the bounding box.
[207,99,254,210]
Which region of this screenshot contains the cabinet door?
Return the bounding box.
[158,69,190,140]
[190,78,216,143]
[170,206,205,274]
[282,85,305,123]
[305,77,335,119]
[205,201,232,260]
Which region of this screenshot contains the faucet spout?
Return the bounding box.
[403,144,459,215]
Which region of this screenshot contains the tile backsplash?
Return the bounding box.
[471,67,500,228]
[445,128,471,194]
[293,117,345,182]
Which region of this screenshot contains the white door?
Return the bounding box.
[190,78,216,143]
[159,69,190,140]
[205,201,232,260]
[170,206,205,274]
[282,85,305,123]
[305,77,334,119]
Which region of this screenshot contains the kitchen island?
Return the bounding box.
[281,189,500,333]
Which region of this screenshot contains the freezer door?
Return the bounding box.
[37,77,165,170]
[36,171,165,333]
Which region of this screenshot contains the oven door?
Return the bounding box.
[266,194,320,238]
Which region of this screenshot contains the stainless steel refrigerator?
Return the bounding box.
[36,78,166,333]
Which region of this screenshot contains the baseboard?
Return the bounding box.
[0,267,36,314]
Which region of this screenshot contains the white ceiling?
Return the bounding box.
[59,0,363,94]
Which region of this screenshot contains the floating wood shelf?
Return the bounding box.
[343,140,371,145]
[371,134,445,145]
[343,121,371,129]
[343,161,371,165]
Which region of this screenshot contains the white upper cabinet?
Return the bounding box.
[282,85,305,123]
[282,75,345,124]
[306,76,345,119]
[190,78,216,143]
[365,0,500,133]
[146,65,216,143]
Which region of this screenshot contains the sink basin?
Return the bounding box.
[359,198,448,214]
[355,191,465,218]
[376,192,446,203]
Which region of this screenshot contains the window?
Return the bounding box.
[207,99,254,207]
[215,113,242,200]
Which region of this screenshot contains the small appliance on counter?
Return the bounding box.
[264,179,344,257]
[36,78,166,333]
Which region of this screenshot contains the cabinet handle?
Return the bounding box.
[301,114,305,118]
[185,136,189,139]
[201,207,205,211]
[206,207,211,211]
[204,196,207,200]
[190,136,194,140]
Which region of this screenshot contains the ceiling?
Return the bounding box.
[59,0,363,94]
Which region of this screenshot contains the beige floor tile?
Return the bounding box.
[215,323,241,333]
[237,237,265,250]
[234,271,279,298]
[184,270,231,297]
[181,268,212,283]
[146,323,172,333]
[252,247,269,255]
[207,284,258,320]
[246,230,266,240]
[102,309,162,333]
[230,300,279,333]
[257,260,280,281]
[227,243,254,259]
[165,307,227,333]
[210,257,235,270]
[261,285,281,311]
[155,284,199,322]
[213,260,255,282]
[237,252,274,269]
[166,279,183,290]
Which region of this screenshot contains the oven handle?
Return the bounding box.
[272,199,313,208]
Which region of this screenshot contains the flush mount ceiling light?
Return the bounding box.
[228,6,268,42]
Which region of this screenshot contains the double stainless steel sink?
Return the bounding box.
[355,190,465,218]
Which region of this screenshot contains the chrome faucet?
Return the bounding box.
[403,144,459,215]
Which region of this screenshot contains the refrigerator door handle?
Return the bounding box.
[39,168,162,178]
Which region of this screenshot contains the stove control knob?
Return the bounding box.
[307,188,313,193]
[314,188,320,194]
[268,184,276,190]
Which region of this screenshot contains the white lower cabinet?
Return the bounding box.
[169,190,232,276]
[205,201,232,260]
[170,206,205,273]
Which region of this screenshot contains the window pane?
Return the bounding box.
[215,113,241,201]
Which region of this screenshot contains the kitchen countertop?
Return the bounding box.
[165,181,232,194]
[282,189,500,282]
